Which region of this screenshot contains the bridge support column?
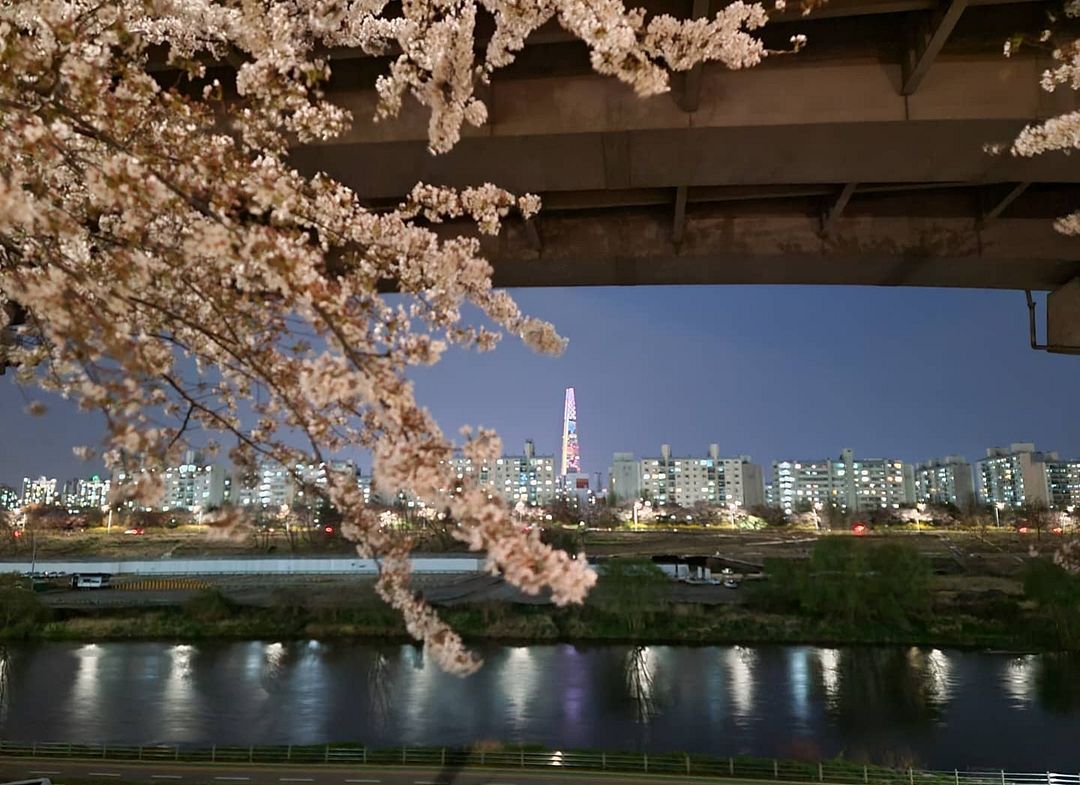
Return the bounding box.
[1047,278,1080,354]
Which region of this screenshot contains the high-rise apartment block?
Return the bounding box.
[161,452,227,512]
[1046,460,1080,510]
[375,441,557,508]
[63,475,111,509]
[609,444,765,508]
[772,449,914,514]
[914,456,975,508]
[237,459,358,510]
[976,443,1080,509]
[20,476,58,507]
[496,440,558,507]
[976,443,1054,508]
[0,486,17,510]
[610,453,641,503]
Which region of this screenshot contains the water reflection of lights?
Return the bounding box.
[726,646,755,722]
[926,649,953,699]
[0,647,10,722]
[72,644,103,722]
[502,647,537,731]
[369,653,392,730]
[625,646,658,723]
[259,642,289,693]
[1003,655,1037,705]
[243,641,264,679]
[402,644,439,733]
[265,642,286,668]
[163,644,195,707]
[789,649,810,725]
[817,649,840,701]
[908,648,954,702]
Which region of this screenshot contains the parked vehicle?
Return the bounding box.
[71,573,112,590]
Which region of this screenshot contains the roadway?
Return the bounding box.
[0,759,738,785]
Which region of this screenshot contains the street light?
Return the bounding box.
[994,501,1006,528]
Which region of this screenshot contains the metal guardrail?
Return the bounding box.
[0,741,1076,785]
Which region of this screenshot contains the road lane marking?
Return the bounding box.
[345,779,380,783]
[89,773,121,777]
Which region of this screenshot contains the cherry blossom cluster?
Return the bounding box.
[0,0,777,673]
[1009,2,1080,234]
[1053,538,1080,573]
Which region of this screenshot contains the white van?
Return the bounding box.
[71,573,111,590]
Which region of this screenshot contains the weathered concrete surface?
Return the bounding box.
[466,208,1080,290]
[296,57,1080,196]
[283,1,1080,292]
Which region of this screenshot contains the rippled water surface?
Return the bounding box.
[3,642,1079,770]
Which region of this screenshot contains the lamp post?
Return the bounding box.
[994,501,1005,528]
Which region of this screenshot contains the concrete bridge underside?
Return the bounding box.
[280,0,1080,346]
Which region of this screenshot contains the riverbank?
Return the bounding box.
[0,589,1051,653]
[3,538,1074,652]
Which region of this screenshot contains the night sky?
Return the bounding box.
[3,284,1079,488]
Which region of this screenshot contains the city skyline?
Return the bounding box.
[4,285,1080,488]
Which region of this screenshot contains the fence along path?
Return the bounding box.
[0,741,1076,785]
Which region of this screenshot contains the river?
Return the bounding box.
[2,642,1079,771]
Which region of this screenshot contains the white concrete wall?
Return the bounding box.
[0,556,486,576]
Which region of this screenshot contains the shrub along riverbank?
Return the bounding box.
[1,539,1078,651]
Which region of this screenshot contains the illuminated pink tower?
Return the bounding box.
[560,387,581,476]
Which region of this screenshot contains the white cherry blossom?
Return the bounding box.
[0,0,779,673]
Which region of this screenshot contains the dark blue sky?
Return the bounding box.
[2,285,1079,488]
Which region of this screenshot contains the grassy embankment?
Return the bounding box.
[1,539,1078,651]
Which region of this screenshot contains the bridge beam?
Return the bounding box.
[902,0,969,95]
[467,207,1080,291]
